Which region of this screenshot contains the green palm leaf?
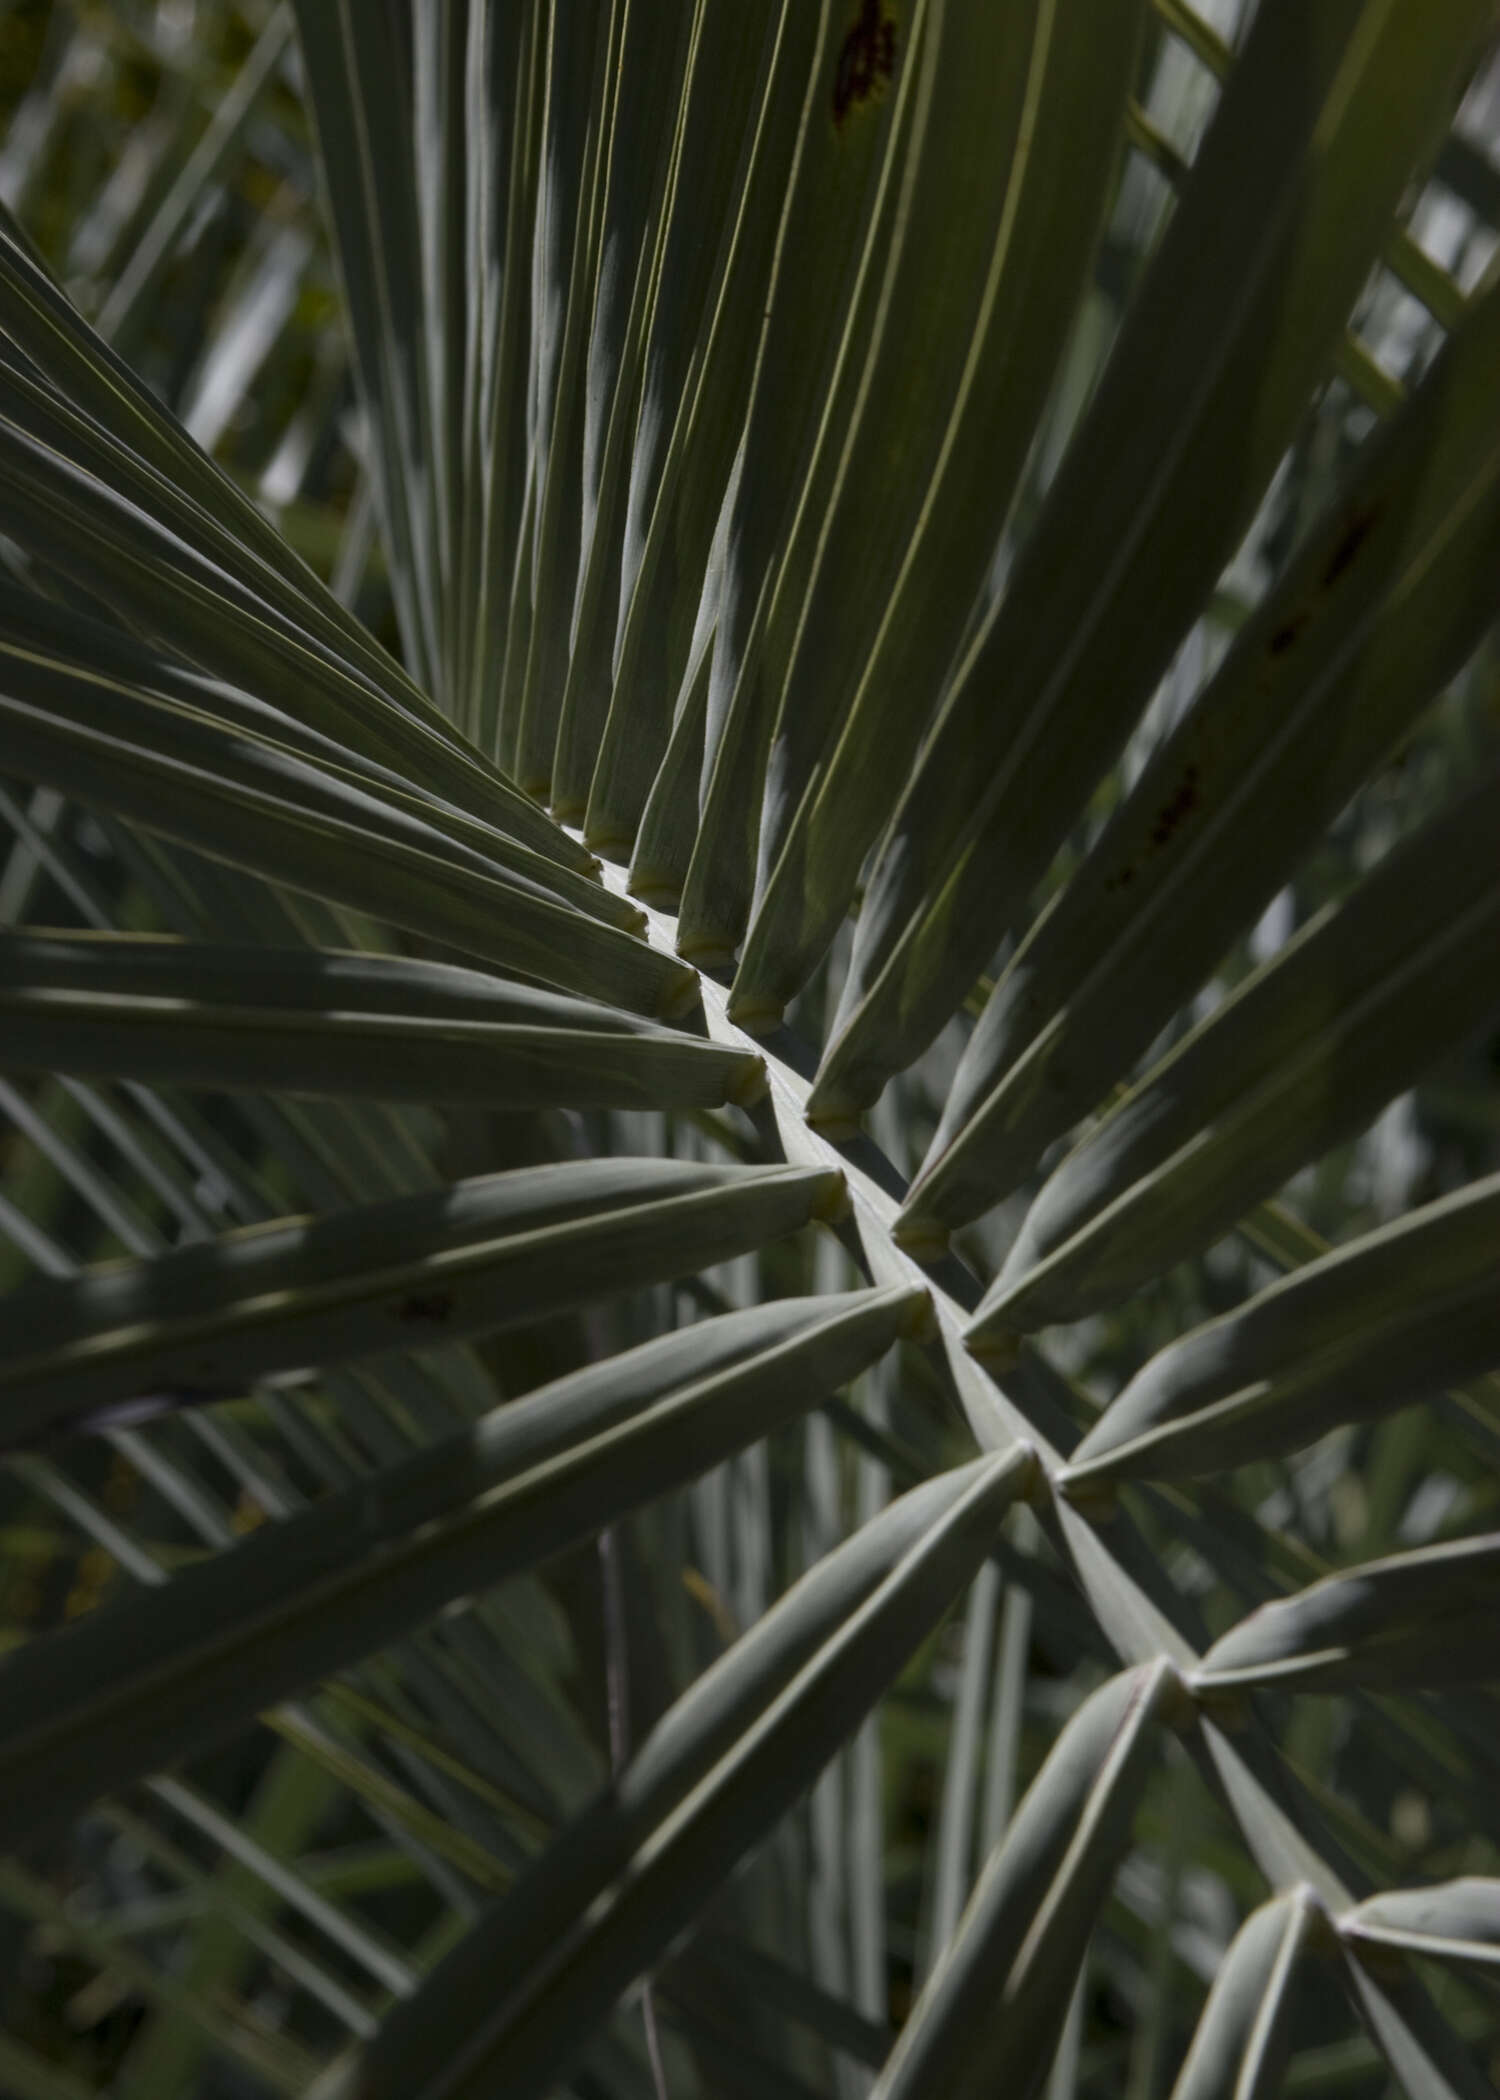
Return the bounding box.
[969,772,1500,1335]
[902,265,1500,1241]
[0,1286,919,1849]
[1060,1173,1500,1482]
[808,0,1496,1127]
[0,1156,843,1442]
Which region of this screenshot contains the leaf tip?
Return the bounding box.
[963,1315,1022,1374]
[1053,1457,1120,1522]
[890,1205,950,1260]
[803,1086,863,1142]
[811,1169,852,1224]
[725,987,785,1038]
[898,1285,938,1342]
[658,965,705,1024]
[627,865,683,912]
[728,1053,769,1108]
[675,922,738,970]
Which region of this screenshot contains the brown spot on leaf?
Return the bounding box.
[833,0,896,127]
[397,1290,454,1325]
[1146,763,1201,850]
[1320,504,1380,590]
[1268,610,1310,656]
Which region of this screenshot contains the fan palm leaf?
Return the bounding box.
[1,3,1498,2096]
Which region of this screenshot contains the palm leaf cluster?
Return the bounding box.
[1,1,1499,2095]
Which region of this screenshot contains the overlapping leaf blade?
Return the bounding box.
[0,205,397,684]
[1168,1890,1318,2100]
[0,1156,844,1443]
[1338,1947,1498,2100]
[1344,1879,1500,1976]
[291,0,442,689]
[1061,1173,1500,1483]
[872,1663,1177,2100]
[548,1,696,813]
[673,0,913,960]
[810,0,1496,1124]
[970,771,1500,1336]
[355,1446,1032,2100]
[904,268,1500,1238]
[0,629,712,1018]
[0,350,589,868]
[0,1285,915,1851]
[0,578,601,893]
[728,0,1148,1027]
[508,0,611,792]
[1198,1533,1500,1693]
[359,1456,989,2097]
[452,1,539,748]
[585,0,811,852]
[0,930,764,1111]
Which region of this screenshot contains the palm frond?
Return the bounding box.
[1,3,1498,2096]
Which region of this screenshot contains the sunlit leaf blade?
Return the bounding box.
[509,0,612,793]
[1168,1890,1317,2100]
[548,3,696,814]
[0,504,586,899]
[290,0,443,690]
[0,395,557,846]
[903,270,1500,1237]
[356,1452,992,2099]
[584,1,813,853]
[1059,1174,1500,1484]
[970,771,1500,1334]
[728,0,1148,1026]
[411,0,470,719]
[0,1286,913,1851]
[0,634,711,1019]
[453,1,540,752]
[1339,1945,1498,2100]
[674,0,912,961]
[358,1447,1032,2100]
[0,205,393,685]
[627,440,737,903]
[0,208,581,870]
[1197,1532,1500,1693]
[0,1157,844,1445]
[0,577,604,897]
[1344,1879,1500,1976]
[0,930,764,1112]
[810,0,1496,1125]
[872,1663,1177,2100]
